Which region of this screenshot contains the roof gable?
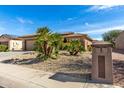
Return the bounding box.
[0,34,18,39]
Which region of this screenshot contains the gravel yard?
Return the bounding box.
[22,51,92,77]
[112,50,124,87]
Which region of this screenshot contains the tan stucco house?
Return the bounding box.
[115,31,124,49]
[0,32,93,51]
[0,34,24,51]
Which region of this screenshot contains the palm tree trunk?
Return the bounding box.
[43,41,47,56]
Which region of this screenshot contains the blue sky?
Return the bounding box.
[0,5,124,40]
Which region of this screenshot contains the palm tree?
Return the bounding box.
[50,33,63,57]
[35,27,63,60]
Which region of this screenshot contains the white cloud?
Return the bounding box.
[16,17,25,24]
[16,17,34,24]
[58,22,101,32]
[77,24,124,40]
[66,17,77,21]
[57,18,124,40]
[87,5,120,11]
[85,22,101,28]
[67,18,73,21]
[85,22,89,26]
[93,37,103,41]
[80,25,124,35]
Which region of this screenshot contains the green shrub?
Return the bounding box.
[0,44,8,52]
[80,45,85,52]
[63,44,68,50]
[67,40,85,56]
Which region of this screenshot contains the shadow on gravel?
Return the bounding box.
[1,58,41,65]
[0,86,4,88]
[59,51,82,57]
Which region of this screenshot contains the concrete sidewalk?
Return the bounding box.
[0,63,84,88]
[0,63,120,88]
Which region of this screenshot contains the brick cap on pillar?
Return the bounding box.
[92,41,112,48]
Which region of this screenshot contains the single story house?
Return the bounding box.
[0,34,23,51]
[115,31,124,49]
[0,32,93,51]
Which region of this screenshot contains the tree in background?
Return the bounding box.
[34,27,63,60]
[102,30,122,47]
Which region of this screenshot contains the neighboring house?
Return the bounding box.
[61,32,93,50]
[115,31,124,49]
[0,34,16,46]
[0,34,23,51]
[0,32,93,51]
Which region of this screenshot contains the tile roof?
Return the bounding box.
[18,34,37,38]
[63,34,92,41]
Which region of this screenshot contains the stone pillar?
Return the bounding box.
[92,41,113,83]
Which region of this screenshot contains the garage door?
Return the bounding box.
[25,40,35,51]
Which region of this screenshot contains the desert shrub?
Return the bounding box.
[67,40,85,55]
[0,44,8,52]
